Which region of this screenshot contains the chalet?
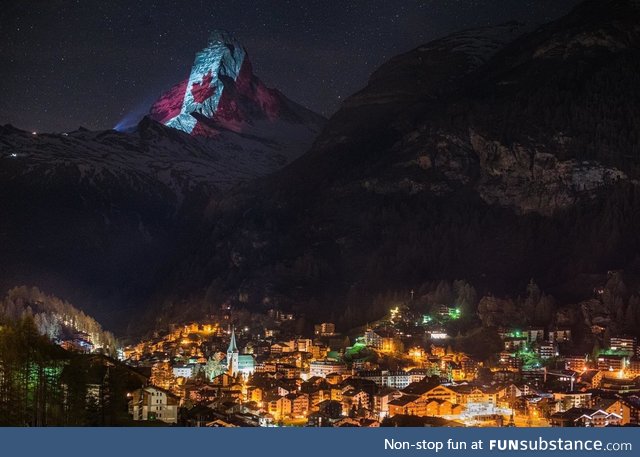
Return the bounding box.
[287,393,310,418]
[266,395,292,420]
[549,407,622,427]
[576,409,622,427]
[592,397,631,425]
[341,389,370,415]
[388,394,425,417]
[422,385,459,404]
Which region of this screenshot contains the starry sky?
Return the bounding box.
[1,0,582,133]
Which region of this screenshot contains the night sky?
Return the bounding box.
[1,0,581,133]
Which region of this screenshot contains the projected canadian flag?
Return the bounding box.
[149,31,287,137]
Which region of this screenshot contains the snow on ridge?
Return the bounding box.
[419,23,527,65]
[0,119,316,201]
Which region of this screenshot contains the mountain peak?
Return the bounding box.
[149,30,246,134]
[149,31,324,138]
[206,29,243,47]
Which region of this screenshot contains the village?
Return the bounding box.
[116,303,640,427]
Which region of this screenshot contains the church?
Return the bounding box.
[226,328,256,378]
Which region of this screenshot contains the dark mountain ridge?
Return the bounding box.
[142,0,640,331]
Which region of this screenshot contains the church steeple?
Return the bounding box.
[227,327,238,353]
[226,327,239,377]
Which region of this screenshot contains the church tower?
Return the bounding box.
[227,327,239,376]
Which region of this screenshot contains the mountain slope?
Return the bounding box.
[144,0,640,329]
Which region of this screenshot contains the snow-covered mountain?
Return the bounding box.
[1,116,318,198]
[0,32,325,332]
[149,31,324,157]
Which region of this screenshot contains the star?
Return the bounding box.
[0,0,582,132]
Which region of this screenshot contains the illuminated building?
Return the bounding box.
[499,351,522,370]
[296,339,313,353]
[172,365,194,378]
[427,329,449,340]
[537,342,556,359]
[310,343,329,359]
[620,397,640,425]
[451,384,507,407]
[574,409,623,427]
[308,387,332,407]
[553,392,592,410]
[59,332,94,353]
[503,336,527,351]
[548,328,572,343]
[596,375,640,393]
[226,328,255,377]
[269,342,291,354]
[550,408,622,427]
[610,335,637,356]
[421,385,459,404]
[129,386,179,424]
[288,393,310,418]
[309,360,348,378]
[388,394,427,416]
[460,357,478,377]
[564,355,588,372]
[364,328,402,352]
[448,307,461,319]
[356,369,430,389]
[388,392,464,418]
[267,395,292,420]
[592,397,631,425]
[408,347,426,360]
[276,363,301,379]
[597,354,627,371]
[314,323,336,336]
[325,373,344,385]
[341,389,370,415]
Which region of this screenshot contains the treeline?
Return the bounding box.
[335,271,640,356]
[0,286,118,356]
[0,316,67,425]
[157,174,640,331]
[0,315,145,426]
[475,273,640,339]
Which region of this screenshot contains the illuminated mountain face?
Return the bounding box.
[150,31,303,137]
